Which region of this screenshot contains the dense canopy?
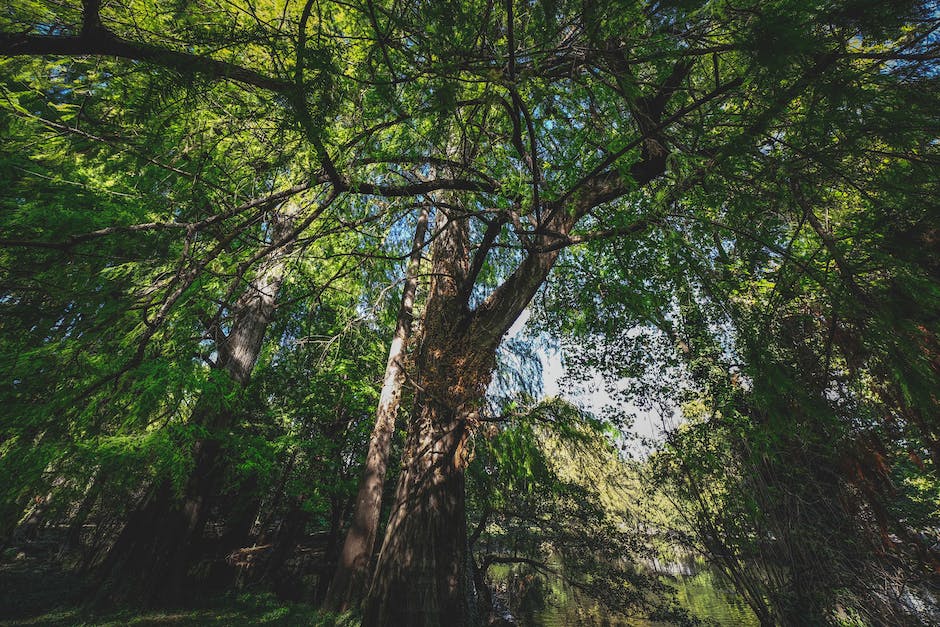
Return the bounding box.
[1,0,938,625]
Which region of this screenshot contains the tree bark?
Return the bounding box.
[326,205,429,610]
[362,195,557,625]
[360,348,486,626]
[358,130,673,622]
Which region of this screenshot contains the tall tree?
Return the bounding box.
[2,0,937,623]
[327,204,429,609]
[96,202,315,603]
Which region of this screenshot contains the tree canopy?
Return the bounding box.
[1,0,938,625]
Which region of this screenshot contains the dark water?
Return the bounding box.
[491,560,759,627]
[651,567,758,626]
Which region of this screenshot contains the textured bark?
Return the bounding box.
[362,201,539,625]
[326,206,429,610]
[361,367,482,626]
[359,162,647,624]
[361,305,510,626]
[95,207,298,604]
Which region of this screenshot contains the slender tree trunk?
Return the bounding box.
[96,207,298,604]
[59,469,104,558]
[326,206,429,610]
[216,475,262,556]
[316,493,349,602]
[256,450,298,546]
[259,498,310,596]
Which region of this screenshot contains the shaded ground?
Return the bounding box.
[0,550,353,626]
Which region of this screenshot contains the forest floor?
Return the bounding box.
[0,550,351,626]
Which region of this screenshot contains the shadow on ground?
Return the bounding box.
[0,551,352,626]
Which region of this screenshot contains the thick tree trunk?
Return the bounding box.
[362,198,554,625]
[326,206,429,610]
[361,355,488,626]
[95,207,298,605]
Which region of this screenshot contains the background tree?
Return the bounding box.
[537,39,940,622]
[466,397,698,625]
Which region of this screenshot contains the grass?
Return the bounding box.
[2,594,355,626]
[0,553,357,626]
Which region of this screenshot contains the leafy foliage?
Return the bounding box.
[0,0,938,624]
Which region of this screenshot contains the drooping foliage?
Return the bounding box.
[538,33,940,622]
[467,397,696,624]
[1,0,938,624]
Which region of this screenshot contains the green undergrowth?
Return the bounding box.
[2,593,357,626]
[0,558,357,627]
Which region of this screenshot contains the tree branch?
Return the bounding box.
[0,31,291,93]
[460,216,507,301]
[534,217,657,253]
